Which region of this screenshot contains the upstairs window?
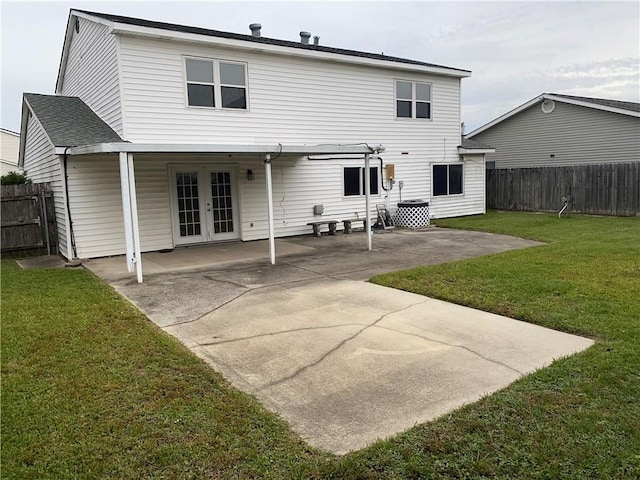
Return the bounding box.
[433,164,463,196]
[344,167,379,196]
[396,81,431,119]
[185,58,247,110]
[219,62,247,109]
[186,59,215,107]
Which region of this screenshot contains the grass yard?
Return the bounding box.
[2,211,639,479]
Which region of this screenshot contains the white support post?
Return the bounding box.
[264,154,276,265]
[118,152,135,273]
[127,153,143,283]
[364,153,372,251]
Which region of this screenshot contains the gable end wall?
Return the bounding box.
[60,16,123,136]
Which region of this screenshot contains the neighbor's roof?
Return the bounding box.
[23,93,123,147]
[467,93,640,138]
[551,94,640,113]
[71,9,470,75]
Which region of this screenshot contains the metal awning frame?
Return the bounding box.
[82,143,384,283]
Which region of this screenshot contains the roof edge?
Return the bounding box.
[467,93,640,137]
[71,8,471,77]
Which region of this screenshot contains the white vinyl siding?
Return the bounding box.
[470,101,640,168]
[22,114,68,258]
[59,16,123,135]
[118,35,461,148]
[66,155,174,259]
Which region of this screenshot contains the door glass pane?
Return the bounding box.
[176,172,201,237]
[211,172,234,234]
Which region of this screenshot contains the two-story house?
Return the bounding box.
[18,9,491,281]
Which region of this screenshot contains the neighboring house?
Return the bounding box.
[19,9,491,281]
[466,93,640,169]
[1,128,21,175]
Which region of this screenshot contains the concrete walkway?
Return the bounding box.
[84,228,594,454]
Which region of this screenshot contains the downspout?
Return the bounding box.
[63,146,78,260]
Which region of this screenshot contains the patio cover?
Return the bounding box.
[65,142,384,283]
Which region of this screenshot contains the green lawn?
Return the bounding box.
[2,211,639,479]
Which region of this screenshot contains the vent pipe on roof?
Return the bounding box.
[313,35,320,46]
[249,23,262,37]
[300,31,311,44]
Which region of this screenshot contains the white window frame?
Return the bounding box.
[183,56,249,111]
[432,163,464,197]
[343,166,381,197]
[395,80,432,120]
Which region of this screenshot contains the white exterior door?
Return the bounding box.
[170,166,239,245]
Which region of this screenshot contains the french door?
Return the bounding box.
[170,166,239,245]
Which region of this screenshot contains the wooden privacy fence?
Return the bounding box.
[486,163,640,216]
[1,183,57,257]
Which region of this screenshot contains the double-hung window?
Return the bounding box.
[343,167,379,196]
[185,58,247,109]
[433,164,463,196]
[396,80,431,119]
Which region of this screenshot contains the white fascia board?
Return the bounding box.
[544,94,640,118]
[110,23,471,78]
[458,147,495,154]
[57,143,375,156]
[466,94,545,137]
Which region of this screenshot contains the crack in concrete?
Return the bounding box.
[196,323,369,347]
[257,299,430,391]
[373,325,524,375]
[162,275,324,327]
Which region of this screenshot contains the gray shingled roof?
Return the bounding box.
[550,93,640,113]
[73,9,470,74]
[460,137,493,149]
[24,93,123,147]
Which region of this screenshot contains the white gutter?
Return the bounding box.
[57,143,374,156]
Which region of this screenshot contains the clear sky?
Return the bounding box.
[1,0,639,134]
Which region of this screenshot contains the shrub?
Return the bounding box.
[1,171,31,185]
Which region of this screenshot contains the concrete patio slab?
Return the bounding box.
[165,277,593,454]
[85,227,594,454]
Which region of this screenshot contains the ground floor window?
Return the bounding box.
[344,166,379,196]
[433,164,463,196]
